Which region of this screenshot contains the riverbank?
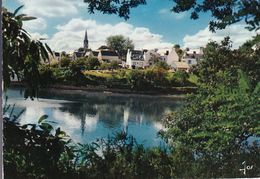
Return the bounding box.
[10,82,196,99]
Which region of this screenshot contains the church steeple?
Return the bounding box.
[84,29,88,49]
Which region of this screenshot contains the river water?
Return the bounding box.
[4,88,184,147]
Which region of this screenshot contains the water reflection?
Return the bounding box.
[5,88,183,146]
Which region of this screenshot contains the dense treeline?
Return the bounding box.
[39,59,192,90]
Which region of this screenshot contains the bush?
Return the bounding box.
[60,57,71,67]
[153,61,170,70]
[4,117,173,179]
[168,71,189,86]
[144,67,168,87]
[126,70,148,90]
[160,71,260,177]
[39,65,54,86]
[85,57,100,70]
[100,61,120,70]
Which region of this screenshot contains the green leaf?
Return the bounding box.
[45,43,53,56]
[21,16,37,21]
[38,115,48,124]
[40,122,53,132]
[13,5,24,16]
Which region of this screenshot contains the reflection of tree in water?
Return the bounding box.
[126,97,181,122]
[59,102,98,135]
[55,94,182,134]
[97,104,124,128]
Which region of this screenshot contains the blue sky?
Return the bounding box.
[4,0,258,52]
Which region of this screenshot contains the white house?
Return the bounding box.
[166,47,179,66]
[157,48,170,62]
[143,49,161,65]
[126,49,146,68]
[182,47,204,67]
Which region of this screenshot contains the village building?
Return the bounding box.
[182,47,204,67]
[171,61,190,72]
[166,47,179,66]
[157,48,170,62]
[98,50,120,63]
[72,30,91,60]
[143,49,161,65]
[126,49,146,68]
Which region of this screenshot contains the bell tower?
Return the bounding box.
[84,29,88,49]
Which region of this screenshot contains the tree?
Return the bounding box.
[153,61,170,70]
[85,57,100,70]
[160,70,260,176]
[84,0,146,20]
[174,44,184,60]
[60,57,71,67]
[172,0,260,32]
[106,35,134,59]
[83,0,260,32]
[2,6,52,98]
[192,37,260,86]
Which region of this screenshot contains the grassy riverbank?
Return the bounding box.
[37,65,198,95]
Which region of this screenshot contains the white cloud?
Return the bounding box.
[183,24,259,49]
[30,32,49,40]
[17,0,83,17]
[159,8,187,20]
[23,17,47,32]
[47,18,173,52]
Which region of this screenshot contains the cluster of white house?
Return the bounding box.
[51,30,203,72]
[125,47,203,72]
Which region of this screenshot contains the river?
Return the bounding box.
[4,88,184,147]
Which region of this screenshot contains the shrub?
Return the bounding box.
[144,67,168,87]
[60,57,71,67]
[126,70,148,90]
[100,61,120,70]
[85,57,100,70]
[168,71,189,86]
[39,65,54,86]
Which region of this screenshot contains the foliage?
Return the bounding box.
[168,70,189,86]
[193,37,260,87]
[84,0,260,32]
[174,44,184,59]
[160,70,260,177]
[126,69,147,90]
[60,56,71,67]
[106,35,134,58]
[39,65,54,86]
[84,0,146,20]
[2,6,52,98]
[144,67,168,87]
[172,0,260,31]
[153,61,170,70]
[100,61,120,70]
[4,116,174,178]
[85,57,100,70]
[4,116,73,179]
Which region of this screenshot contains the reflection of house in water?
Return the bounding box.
[123,107,144,132]
[123,107,130,132]
[84,113,99,133]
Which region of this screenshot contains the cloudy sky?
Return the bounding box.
[4,0,259,52]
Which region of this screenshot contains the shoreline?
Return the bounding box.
[10,82,196,99]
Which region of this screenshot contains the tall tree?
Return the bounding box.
[106,35,134,59]
[84,0,260,32]
[2,6,52,98]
